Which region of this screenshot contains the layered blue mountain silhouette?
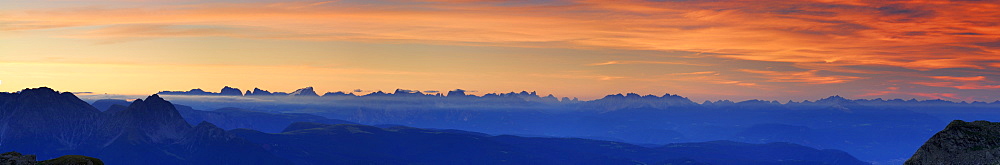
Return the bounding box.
[3,87,872,164]
[144,86,1000,164]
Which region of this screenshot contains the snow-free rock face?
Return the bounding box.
[906,120,1000,164]
[246,88,273,96]
[219,86,243,96]
[288,87,319,97]
[1,151,37,165]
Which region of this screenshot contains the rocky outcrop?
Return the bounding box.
[245,88,273,96]
[906,120,1000,164]
[38,155,104,165]
[1,151,35,165]
[1,151,103,165]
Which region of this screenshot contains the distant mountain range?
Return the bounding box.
[139,86,1000,164]
[2,87,871,164]
[232,122,868,165]
[157,86,1000,105]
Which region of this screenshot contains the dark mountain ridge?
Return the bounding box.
[145,86,968,163]
[2,87,874,164]
[0,87,289,164]
[232,122,869,165]
[157,86,1000,107]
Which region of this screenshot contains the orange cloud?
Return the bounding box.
[528,73,626,81]
[587,60,709,66]
[913,76,1000,89]
[929,76,986,82]
[856,86,970,101]
[740,69,863,84]
[668,71,718,76]
[912,82,1000,90]
[714,80,759,87]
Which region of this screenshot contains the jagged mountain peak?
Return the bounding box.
[114,94,192,143]
[219,86,242,96]
[17,87,58,95]
[126,95,174,112]
[289,87,319,97]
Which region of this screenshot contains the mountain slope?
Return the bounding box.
[232,122,869,165]
[95,94,290,165]
[0,87,103,156]
[177,106,357,133]
[906,120,1000,164]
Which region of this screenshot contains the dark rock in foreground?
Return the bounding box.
[2,151,103,165]
[1,151,35,165]
[907,120,1000,164]
[39,155,104,165]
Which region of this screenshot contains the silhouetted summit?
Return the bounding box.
[246,87,273,96]
[220,86,243,96]
[288,87,319,97]
[107,94,191,143]
[0,87,102,155]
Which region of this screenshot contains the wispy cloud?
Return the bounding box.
[857,87,969,101]
[586,60,709,66]
[668,71,718,76]
[740,69,863,84]
[929,76,986,82]
[529,73,625,81]
[911,81,1000,90]
[913,75,1000,89]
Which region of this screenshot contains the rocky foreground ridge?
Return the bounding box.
[1,151,103,165]
[907,120,1000,164]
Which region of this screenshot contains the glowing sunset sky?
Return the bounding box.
[2,0,999,101]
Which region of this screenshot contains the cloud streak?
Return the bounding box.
[740,69,863,84]
[587,60,709,66]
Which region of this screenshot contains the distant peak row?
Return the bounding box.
[156,86,583,101]
[153,86,1000,105]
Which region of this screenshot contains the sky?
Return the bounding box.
[1,0,999,102]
